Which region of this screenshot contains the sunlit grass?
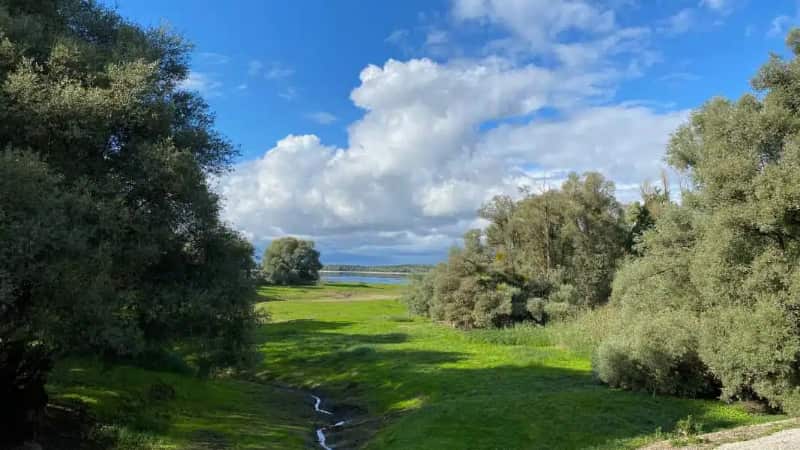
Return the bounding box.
[48,282,781,449]
[257,283,780,450]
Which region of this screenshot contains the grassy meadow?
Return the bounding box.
[48,282,781,449]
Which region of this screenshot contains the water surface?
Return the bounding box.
[320,272,409,285]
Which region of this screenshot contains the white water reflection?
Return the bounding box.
[312,394,348,450]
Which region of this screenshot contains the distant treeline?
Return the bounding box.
[322,264,433,273]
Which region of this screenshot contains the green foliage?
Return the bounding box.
[403,272,436,316]
[671,414,705,445]
[261,237,323,285]
[595,29,800,413]
[0,0,256,442]
[405,172,628,329]
[592,309,718,398]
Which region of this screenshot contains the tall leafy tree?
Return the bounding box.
[0,0,256,442]
[597,29,800,412]
[407,172,628,328]
[262,237,323,285]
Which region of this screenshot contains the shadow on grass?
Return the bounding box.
[47,358,319,450]
[253,318,760,450]
[49,315,768,450]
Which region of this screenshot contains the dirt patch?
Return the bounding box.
[641,418,800,449]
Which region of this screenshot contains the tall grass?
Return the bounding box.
[464,306,619,359]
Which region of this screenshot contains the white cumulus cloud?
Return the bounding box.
[218,56,686,258]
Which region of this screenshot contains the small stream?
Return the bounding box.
[311,394,349,450]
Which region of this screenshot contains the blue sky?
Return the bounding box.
[107,0,800,264]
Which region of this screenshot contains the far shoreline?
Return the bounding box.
[319,270,421,276]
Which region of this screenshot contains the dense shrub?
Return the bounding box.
[403,270,438,316]
[698,300,800,413]
[593,309,718,398]
[594,30,800,412]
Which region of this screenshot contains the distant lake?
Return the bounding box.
[320,271,410,285]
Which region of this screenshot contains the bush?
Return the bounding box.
[403,271,437,316]
[698,299,800,412]
[526,298,546,323]
[542,301,577,322]
[592,309,719,398]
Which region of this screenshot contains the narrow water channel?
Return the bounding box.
[311,394,348,450]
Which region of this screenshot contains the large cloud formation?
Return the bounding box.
[219,1,690,261]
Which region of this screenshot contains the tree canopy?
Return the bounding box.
[405,172,629,328]
[262,237,323,285]
[0,0,256,442]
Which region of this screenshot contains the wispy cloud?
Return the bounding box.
[197,52,229,65]
[700,0,732,14]
[265,63,295,79]
[278,87,297,101]
[659,8,695,35]
[248,60,294,79]
[659,72,701,83]
[178,71,223,97]
[247,60,264,76]
[385,29,410,46]
[307,111,337,125]
[425,30,448,46]
[768,15,794,38]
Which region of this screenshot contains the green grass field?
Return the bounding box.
[48,359,316,449]
[48,282,780,449]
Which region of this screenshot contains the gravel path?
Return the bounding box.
[641,419,800,449]
[716,428,800,449]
